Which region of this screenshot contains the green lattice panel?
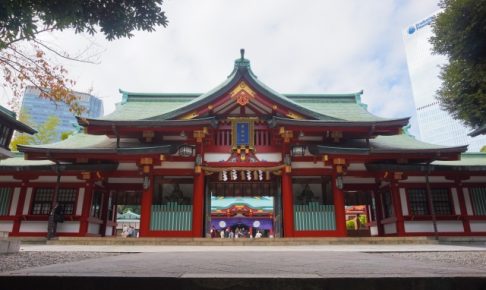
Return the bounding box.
[294,203,336,231]
[470,188,486,216]
[150,202,192,231]
[0,188,12,216]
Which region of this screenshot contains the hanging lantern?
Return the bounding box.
[290,145,306,157]
[178,145,194,157]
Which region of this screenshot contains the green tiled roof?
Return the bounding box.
[433,153,486,166]
[103,91,200,120]
[285,94,385,122]
[211,196,273,211]
[0,105,36,134]
[310,133,466,155]
[0,153,54,166]
[22,133,110,149]
[95,55,393,123]
[370,134,454,151]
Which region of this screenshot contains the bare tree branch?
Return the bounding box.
[32,39,97,64]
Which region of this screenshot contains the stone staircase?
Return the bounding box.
[43,236,442,246]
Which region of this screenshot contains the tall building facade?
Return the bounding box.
[20,87,104,141]
[403,12,486,152]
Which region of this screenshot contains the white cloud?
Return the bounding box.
[1,0,439,138]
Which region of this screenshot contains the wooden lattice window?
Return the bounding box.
[408,189,428,215]
[0,187,13,216]
[31,188,77,215]
[431,189,452,215]
[382,190,394,218]
[91,190,102,218]
[408,188,451,216]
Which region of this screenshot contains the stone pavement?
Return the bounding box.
[2,244,486,290]
[18,242,486,252]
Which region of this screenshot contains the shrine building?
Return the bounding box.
[1,50,486,238]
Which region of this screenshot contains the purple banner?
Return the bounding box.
[211,217,273,230]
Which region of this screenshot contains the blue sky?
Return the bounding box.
[1,0,440,138]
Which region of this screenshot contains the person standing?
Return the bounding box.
[47,203,63,240]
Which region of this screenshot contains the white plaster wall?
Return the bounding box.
[105,227,113,236]
[451,188,461,215]
[0,221,13,232]
[399,188,409,216]
[32,176,83,183]
[9,187,21,216]
[470,221,486,232]
[255,153,282,162]
[404,221,464,233]
[19,221,79,233]
[400,176,454,183]
[347,163,367,171]
[117,163,138,171]
[57,221,80,233]
[107,177,143,184]
[155,162,194,169]
[204,153,231,162]
[22,187,32,215]
[0,176,16,182]
[463,176,486,183]
[384,223,397,234]
[20,221,47,232]
[464,188,473,216]
[298,136,322,142]
[291,162,330,169]
[88,223,100,235]
[370,225,378,236]
[342,177,375,184]
[76,188,85,216]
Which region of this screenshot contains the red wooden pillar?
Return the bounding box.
[139,174,153,237]
[332,174,347,236]
[99,188,110,236]
[192,172,205,237]
[372,190,384,236]
[281,172,294,237]
[79,181,93,236]
[391,182,405,236]
[455,181,471,234]
[11,182,28,236]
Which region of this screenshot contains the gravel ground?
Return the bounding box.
[0,252,123,273]
[2,251,486,274]
[378,251,486,270]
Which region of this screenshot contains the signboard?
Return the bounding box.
[236,122,250,146]
[230,117,256,149]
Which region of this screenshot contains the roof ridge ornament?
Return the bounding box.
[240,48,245,60]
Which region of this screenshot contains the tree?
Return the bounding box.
[1,1,168,113]
[430,0,486,129]
[10,112,61,151]
[9,109,35,151]
[61,131,73,141]
[33,115,60,145]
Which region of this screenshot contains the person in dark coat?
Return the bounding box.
[47,203,63,240]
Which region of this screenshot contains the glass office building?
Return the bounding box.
[20,87,104,142]
[403,12,486,152]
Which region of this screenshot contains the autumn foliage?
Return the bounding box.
[0,43,84,114]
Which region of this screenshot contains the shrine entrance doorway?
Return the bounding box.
[205,178,282,238]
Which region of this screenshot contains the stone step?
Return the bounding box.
[45,236,440,246]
